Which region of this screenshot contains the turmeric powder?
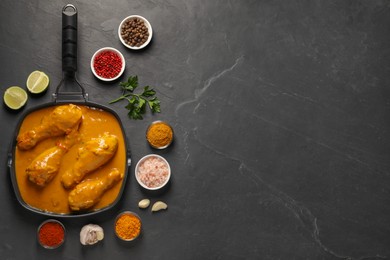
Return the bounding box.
[146,121,173,148]
[115,212,141,240]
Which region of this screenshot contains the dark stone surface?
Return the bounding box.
[1,1,389,259]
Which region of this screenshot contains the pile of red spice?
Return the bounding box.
[93,50,123,79]
[38,221,65,248]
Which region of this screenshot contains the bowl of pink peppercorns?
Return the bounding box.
[91,47,126,81]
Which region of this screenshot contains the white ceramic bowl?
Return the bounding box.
[90,47,125,81]
[135,154,171,190]
[118,15,153,50]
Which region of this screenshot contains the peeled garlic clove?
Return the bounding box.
[96,230,104,241]
[80,224,104,245]
[138,199,150,209]
[151,201,168,212]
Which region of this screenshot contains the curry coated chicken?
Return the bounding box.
[26,125,80,187]
[68,168,123,211]
[17,104,82,150]
[61,132,119,189]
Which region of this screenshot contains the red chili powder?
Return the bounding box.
[93,51,122,79]
[38,221,65,247]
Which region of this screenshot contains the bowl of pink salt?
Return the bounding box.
[135,154,171,191]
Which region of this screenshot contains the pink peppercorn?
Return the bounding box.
[93,51,123,79]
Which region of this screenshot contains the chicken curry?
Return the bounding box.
[14,104,127,214]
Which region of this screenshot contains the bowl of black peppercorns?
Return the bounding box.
[118,15,153,50]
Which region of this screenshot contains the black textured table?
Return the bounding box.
[1,1,389,259]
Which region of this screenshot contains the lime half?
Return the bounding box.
[26,71,49,94]
[3,86,28,110]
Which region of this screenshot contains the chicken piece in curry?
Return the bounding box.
[26,125,80,187]
[68,168,123,211]
[61,132,118,189]
[17,104,82,150]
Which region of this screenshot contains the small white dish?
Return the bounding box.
[91,47,125,81]
[118,15,153,50]
[135,154,171,190]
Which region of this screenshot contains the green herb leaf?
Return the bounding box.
[110,75,161,120]
[148,97,161,113]
[129,108,143,120]
[119,75,138,92]
[142,86,156,97]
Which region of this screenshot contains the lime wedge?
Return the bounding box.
[26,71,49,94]
[3,86,28,110]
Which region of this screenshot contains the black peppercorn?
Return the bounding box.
[120,18,150,47]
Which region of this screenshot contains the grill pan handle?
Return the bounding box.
[53,4,88,103]
[62,4,77,76]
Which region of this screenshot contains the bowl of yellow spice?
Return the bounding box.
[146,121,174,149]
[114,211,142,242]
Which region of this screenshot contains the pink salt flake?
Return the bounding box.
[137,156,169,188]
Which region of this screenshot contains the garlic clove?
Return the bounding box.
[96,230,104,241]
[151,201,168,212]
[138,199,151,209]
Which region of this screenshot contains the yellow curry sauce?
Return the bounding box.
[15,105,127,214]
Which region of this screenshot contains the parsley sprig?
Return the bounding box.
[109,76,161,120]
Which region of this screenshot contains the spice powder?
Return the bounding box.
[146,122,173,148]
[115,213,141,240]
[38,221,65,248]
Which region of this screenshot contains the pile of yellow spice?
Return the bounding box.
[115,212,141,241]
[146,121,173,149]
